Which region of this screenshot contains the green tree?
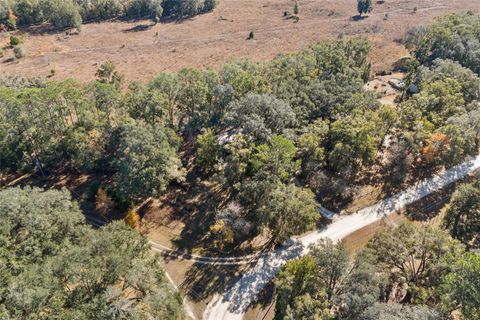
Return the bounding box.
[258,183,318,243]
[125,0,163,19]
[112,120,184,202]
[220,59,270,97]
[41,0,82,29]
[405,13,480,74]
[14,0,43,25]
[357,0,372,17]
[365,222,464,303]
[359,303,439,320]
[275,256,330,320]
[225,94,296,143]
[0,187,183,319]
[297,119,328,173]
[250,135,299,182]
[95,60,124,89]
[440,252,480,319]
[196,128,221,172]
[444,181,480,249]
[202,0,217,12]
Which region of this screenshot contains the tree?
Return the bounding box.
[440,253,480,319]
[250,135,299,182]
[196,128,221,172]
[220,59,270,97]
[125,0,163,19]
[0,187,183,319]
[112,120,184,203]
[40,0,82,29]
[359,303,439,320]
[309,239,350,301]
[357,0,373,17]
[275,255,330,320]
[96,60,124,89]
[328,107,383,175]
[258,183,318,243]
[14,0,43,25]
[225,93,296,143]
[202,0,217,12]
[444,181,480,249]
[162,0,200,18]
[275,239,382,320]
[297,119,328,173]
[365,222,464,303]
[405,13,480,74]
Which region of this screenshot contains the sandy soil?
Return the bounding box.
[1,0,479,82]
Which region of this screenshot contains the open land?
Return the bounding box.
[1,0,480,82]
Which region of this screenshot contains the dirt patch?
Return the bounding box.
[1,0,479,82]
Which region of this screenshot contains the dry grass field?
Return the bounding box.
[1,0,479,82]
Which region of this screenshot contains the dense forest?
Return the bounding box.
[2,14,480,245]
[0,187,183,319]
[1,11,480,320]
[0,0,217,30]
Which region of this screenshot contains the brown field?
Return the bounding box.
[1,0,479,82]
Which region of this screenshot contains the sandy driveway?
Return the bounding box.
[203,154,480,320]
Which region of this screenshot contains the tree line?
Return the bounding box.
[0,0,218,30]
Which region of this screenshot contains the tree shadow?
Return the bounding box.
[180,262,249,302]
[351,15,367,21]
[122,23,154,33]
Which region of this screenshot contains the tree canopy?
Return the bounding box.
[0,187,183,319]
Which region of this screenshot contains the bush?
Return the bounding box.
[13,46,26,59]
[248,31,254,39]
[9,35,21,46]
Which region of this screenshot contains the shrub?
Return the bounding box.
[293,1,299,15]
[13,46,26,59]
[9,35,21,46]
[6,9,17,29]
[248,31,254,40]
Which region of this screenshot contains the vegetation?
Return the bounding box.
[357,0,372,17]
[0,5,479,320]
[406,13,480,74]
[2,18,480,241]
[0,0,218,30]
[444,180,480,249]
[275,223,470,320]
[0,187,183,319]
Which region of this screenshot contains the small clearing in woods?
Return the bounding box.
[1,0,480,82]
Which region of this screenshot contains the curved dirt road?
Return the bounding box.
[203,155,480,320]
